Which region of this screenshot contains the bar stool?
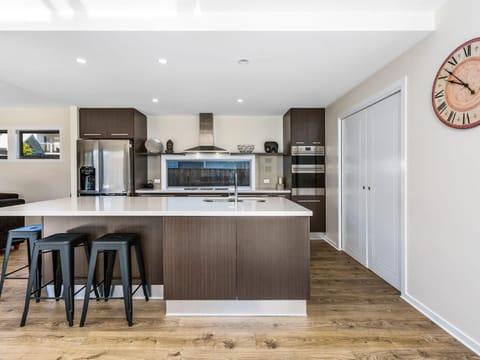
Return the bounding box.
[0,225,42,300]
[20,233,98,327]
[80,233,149,327]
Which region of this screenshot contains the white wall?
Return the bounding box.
[325,0,480,350]
[146,115,283,179]
[0,108,71,202]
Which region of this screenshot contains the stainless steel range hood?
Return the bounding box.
[184,113,228,153]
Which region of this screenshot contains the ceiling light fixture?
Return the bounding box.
[152,98,159,103]
[237,98,244,103]
[76,58,87,64]
[158,58,168,65]
[238,59,249,65]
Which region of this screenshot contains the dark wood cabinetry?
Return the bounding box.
[163,217,237,300]
[283,108,326,233]
[283,108,325,153]
[292,196,325,232]
[163,216,310,301]
[236,217,310,299]
[79,108,147,192]
[79,108,144,139]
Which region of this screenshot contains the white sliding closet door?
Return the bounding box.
[341,110,367,266]
[341,91,402,290]
[366,92,401,289]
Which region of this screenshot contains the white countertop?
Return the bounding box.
[135,189,291,194]
[0,196,312,217]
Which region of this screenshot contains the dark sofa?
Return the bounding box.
[0,193,25,250]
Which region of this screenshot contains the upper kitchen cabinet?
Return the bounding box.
[79,108,146,140]
[283,108,325,153]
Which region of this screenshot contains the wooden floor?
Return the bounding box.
[0,241,477,360]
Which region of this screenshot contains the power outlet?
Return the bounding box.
[263,179,271,184]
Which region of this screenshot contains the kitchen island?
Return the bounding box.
[0,196,312,316]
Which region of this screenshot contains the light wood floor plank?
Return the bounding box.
[0,241,477,359]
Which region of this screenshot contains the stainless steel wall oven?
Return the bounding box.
[291,145,325,196]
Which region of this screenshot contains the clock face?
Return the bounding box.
[432,37,480,129]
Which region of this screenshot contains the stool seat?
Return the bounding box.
[36,233,88,246]
[80,232,148,327]
[9,225,42,233]
[94,233,138,245]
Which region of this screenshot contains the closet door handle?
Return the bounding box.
[362,186,366,190]
[368,186,371,191]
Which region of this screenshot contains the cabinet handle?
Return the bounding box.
[83,133,102,136]
[368,186,371,191]
[111,133,129,136]
[295,141,305,144]
[313,141,322,145]
[297,199,321,203]
[362,186,366,190]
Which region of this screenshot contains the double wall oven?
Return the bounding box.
[291,146,325,196]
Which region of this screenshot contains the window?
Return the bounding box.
[0,130,7,159]
[19,130,60,159]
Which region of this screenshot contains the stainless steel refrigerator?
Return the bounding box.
[77,139,132,195]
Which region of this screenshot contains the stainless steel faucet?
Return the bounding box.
[230,171,238,203]
[234,171,238,203]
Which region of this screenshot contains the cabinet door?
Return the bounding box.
[293,196,325,232]
[366,92,401,289]
[163,217,236,300]
[237,217,310,300]
[290,110,309,146]
[341,110,367,266]
[79,109,107,138]
[79,109,134,139]
[306,109,325,145]
[106,109,134,138]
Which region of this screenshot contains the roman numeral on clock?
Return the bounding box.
[462,112,470,124]
[463,44,471,57]
[447,111,456,123]
[447,56,458,66]
[435,89,444,99]
[437,101,447,114]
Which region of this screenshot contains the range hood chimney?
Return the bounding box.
[184,113,228,153]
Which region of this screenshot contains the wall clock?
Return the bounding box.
[432,37,480,129]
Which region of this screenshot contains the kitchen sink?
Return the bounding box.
[203,198,267,203]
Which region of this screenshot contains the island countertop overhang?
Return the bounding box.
[0,196,313,217]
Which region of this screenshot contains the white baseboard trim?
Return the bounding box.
[166,300,306,316]
[322,235,340,250]
[402,293,480,355]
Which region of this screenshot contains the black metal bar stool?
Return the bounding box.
[80,233,149,327]
[0,225,42,300]
[20,233,98,327]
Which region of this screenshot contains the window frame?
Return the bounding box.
[18,129,61,160]
[0,130,7,160]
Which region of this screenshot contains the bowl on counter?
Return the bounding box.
[237,144,255,153]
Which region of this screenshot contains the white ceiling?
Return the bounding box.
[0,1,446,115]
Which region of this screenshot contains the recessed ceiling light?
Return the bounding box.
[238,59,249,65]
[158,58,168,65]
[152,98,159,103]
[237,98,244,103]
[76,58,87,64]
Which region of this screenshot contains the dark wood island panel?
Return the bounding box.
[163,217,237,300]
[42,216,164,284]
[236,217,310,300]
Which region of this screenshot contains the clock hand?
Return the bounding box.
[444,69,476,94]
